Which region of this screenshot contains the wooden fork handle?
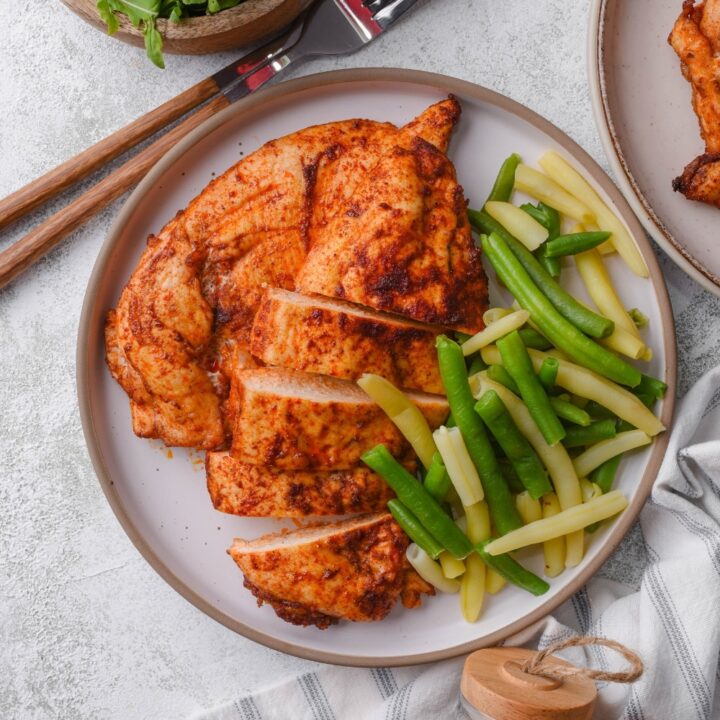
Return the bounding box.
[0,93,230,290]
[0,76,220,232]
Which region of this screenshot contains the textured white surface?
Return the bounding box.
[1,2,719,719]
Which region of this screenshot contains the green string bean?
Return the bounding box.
[517,327,552,350]
[521,202,562,278]
[423,452,452,503]
[469,210,614,339]
[538,357,559,392]
[487,364,520,395]
[480,232,641,387]
[486,153,522,203]
[388,500,444,559]
[549,396,591,426]
[590,454,623,494]
[436,336,523,535]
[544,231,611,258]
[497,330,566,446]
[476,540,550,596]
[562,419,617,448]
[475,390,552,499]
[362,445,473,559]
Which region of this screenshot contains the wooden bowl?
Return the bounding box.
[62,0,311,55]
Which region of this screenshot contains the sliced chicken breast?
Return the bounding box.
[250,288,444,393]
[105,219,224,449]
[228,368,448,469]
[229,513,431,628]
[206,451,397,517]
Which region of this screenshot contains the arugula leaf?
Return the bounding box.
[161,0,184,22]
[97,0,119,34]
[96,0,247,67]
[208,0,243,11]
[143,18,165,68]
[110,0,161,26]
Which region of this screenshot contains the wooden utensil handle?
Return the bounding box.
[0,93,230,290]
[0,76,220,231]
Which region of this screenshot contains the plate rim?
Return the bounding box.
[77,67,677,667]
[587,0,720,297]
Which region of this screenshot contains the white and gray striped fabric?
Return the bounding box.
[197,366,720,720]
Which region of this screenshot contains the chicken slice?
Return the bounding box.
[400,563,436,609]
[250,288,444,393]
[228,368,448,470]
[206,451,398,517]
[297,135,487,333]
[105,220,224,449]
[229,513,432,628]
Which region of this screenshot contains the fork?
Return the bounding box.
[0,0,419,289]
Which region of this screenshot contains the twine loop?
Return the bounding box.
[521,636,644,684]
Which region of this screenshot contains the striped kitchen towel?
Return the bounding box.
[196,365,720,720]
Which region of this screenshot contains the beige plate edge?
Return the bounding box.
[76,67,677,667]
[588,0,720,297]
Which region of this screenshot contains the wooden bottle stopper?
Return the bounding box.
[461,647,597,720]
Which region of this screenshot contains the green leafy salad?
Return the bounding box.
[97,1,247,69]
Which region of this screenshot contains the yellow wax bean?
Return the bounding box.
[485,491,629,555]
[479,346,665,437]
[539,151,648,277]
[573,430,652,478]
[462,310,529,356]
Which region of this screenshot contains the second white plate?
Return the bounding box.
[590,0,720,296]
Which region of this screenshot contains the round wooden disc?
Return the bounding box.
[461,647,597,720]
[61,0,312,55]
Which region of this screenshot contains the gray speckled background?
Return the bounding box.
[1,2,719,718]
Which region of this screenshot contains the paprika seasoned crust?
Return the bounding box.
[206,451,399,517]
[669,1,720,153]
[229,513,434,628]
[297,135,487,334]
[250,287,445,394]
[228,368,449,470]
[669,0,720,207]
[104,217,225,448]
[673,152,720,207]
[105,98,467,449]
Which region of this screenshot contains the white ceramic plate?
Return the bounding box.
[78,69,675,666]
[589,0,720,296]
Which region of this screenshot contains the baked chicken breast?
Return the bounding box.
[250,288,444,393]
[206,451,396,517]
[229,513,433,628]
[228,368,448,470]
[105,99,466,448]
[105,98,485,629]
[669,0,720,207]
